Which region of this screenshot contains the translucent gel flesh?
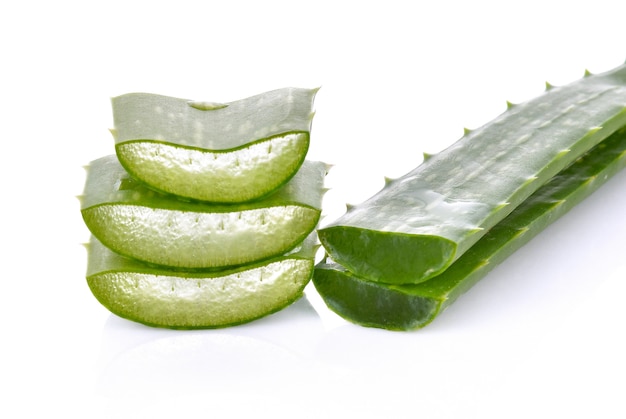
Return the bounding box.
[83,204,319,269]
[116,132,309,202]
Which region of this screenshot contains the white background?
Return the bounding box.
[2,1,626,418]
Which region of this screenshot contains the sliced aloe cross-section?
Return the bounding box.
[111,88,317,203]
[313,126,626,330]
[87,235,319,329]
[81,155,328,269]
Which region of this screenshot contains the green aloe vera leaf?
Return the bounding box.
[313,126,626,330]
[86,234,320,329]
[112,88,317,203]
[318,64,626,284]
[80,155,329,269]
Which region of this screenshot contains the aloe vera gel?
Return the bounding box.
[87,235,319,329]
[81,156,327,269]
[112,88,317,203]
[81,88,326,328]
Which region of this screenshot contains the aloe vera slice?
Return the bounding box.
[313,126,626,330]
[87,235,319,329]
[111,88,317,203]
[318,64,626,284]
[80,155,328,269]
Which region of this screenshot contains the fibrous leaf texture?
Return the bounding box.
[318,64,626,284]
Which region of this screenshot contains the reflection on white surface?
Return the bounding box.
[96,296,326,397]
[92,163,626,418]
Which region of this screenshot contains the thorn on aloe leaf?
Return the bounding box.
[506,101,516,110]
[346,203,356,212]
[514,226,530,237]
[422,152,434,162]
[384,176,395,186]
[468,227,485,235]
[463,127,473,136]
[545,81,555,91]
[522,176,538,187]
[109,128,118,139]
[556,148,572,158]
[494,202,510,212]
[588,126,603,136]
[584,69,593,78]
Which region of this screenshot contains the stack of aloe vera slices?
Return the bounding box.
[80,88,328,329]
[314,63,626,330]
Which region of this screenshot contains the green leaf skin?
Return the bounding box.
[81,155,329,270]
[313,126,626,331]
[86,235,320,329]
[112,88,318,203]
[318,64,626,284]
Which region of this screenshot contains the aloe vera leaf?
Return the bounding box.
[80,155,329,269]
[86,234,319,329]
[318,64,626,284]
[112,88,317,202]
[313,126,626,330]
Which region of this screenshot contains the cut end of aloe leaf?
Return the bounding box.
[317,226,456,284]
[81,155,327,269]
[313,263,441,330]
[111,88,318,203]
[82,204,320,269]
[116,132,309,203]
[87,237,315,329]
